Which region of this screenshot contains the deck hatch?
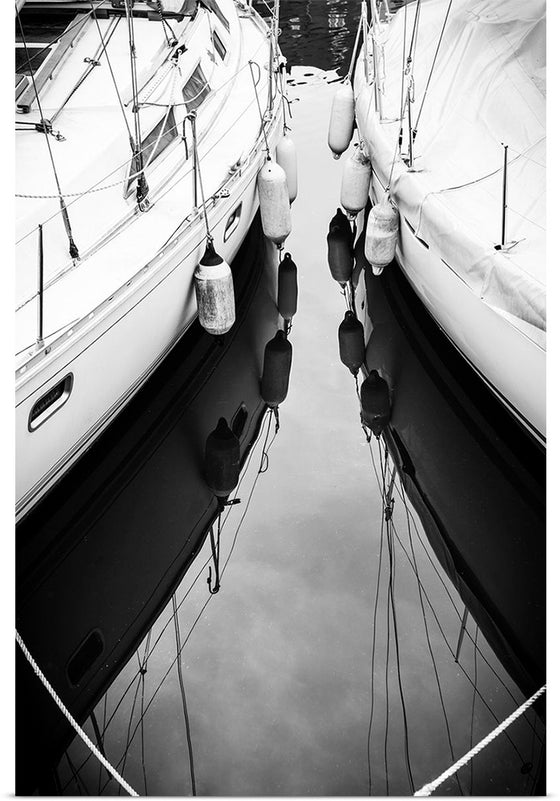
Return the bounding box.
[66,629,104,687]
[28,374,73,431]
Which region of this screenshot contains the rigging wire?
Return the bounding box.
[524,706,539,793]
[364,441,541,783]
[373,439,493,700]
[374,441,391,795]
[87,413,272,761]
[15,0,106,70]
[362,375,542,752]
[89,709,112,790]
[89,3,134,145]
[388,517,531,765]
[414,685,546,797]
[400,474,463,795]
[392,473,543,744]
[248,61,270,157]
[124,0,149,207]
[50,15,121,124]
[65,751,86,795]
[95,411,279,793]
[155,0,173,47]
[384,458,415,794]
[15,36,270,251]
[412,0,453,138]
[15,7,80,259]
[382,532,391,796]
[98,693,108,794]
[117,667,144,794]
[17,629,138,796]
[397,0,408,138]
[469,625,479,794]
[137,630,152,797]
[366,506,386,795]
[172,593,197,795]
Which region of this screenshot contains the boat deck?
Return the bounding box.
[16,1,270,362]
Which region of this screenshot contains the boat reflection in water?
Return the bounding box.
[331,209,545,795]
[16,214,295,795]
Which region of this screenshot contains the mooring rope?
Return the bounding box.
[413,685,546,796]
[16,630,139,797]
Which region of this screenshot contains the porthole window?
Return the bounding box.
[28,374,73,431]
[213,30,227,60]
[224,203,242,241]
[182,64,211,111]
[126,108,176,194]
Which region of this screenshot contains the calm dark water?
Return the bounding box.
[16,2,545,797]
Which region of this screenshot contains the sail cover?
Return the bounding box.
[355,0,545,340]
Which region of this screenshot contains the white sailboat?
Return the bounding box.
[15,0,291,519]
[337,0,545,446]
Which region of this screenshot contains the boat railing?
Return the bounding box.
[18,90,281,377]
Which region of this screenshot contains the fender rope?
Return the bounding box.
[414,684,546,796]
[16,630,139,797]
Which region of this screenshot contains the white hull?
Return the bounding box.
[16,162,268,519]
[368,171,545,446]
[353,0,545,446]
[16,0,287,519]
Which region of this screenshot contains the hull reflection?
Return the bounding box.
[354,235,545,706]
[16,215,282,794]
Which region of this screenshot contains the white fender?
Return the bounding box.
[257,160,292,246]
[194,243,235,335]
[328,80,355,159]
[365,199,399,274]
[341,146,371,217]
[276,134,298,204]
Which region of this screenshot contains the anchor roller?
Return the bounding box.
[340,146,371,218]
[360,370,391,436]
[257,159,292,246]
[194,241,235,335]
[205,417,240,498]
[327,208,354,285]
[276,133,298,204]
[328,79,355,159]
[338,310,365,376]
[277,252,298,323]
[261,330,293,406]
[364,198,399,274]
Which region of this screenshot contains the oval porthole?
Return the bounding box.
[224,203,242,242]
[28,374,73,432]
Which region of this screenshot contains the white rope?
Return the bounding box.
[414,684,546,796]
[16,630,140,797]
